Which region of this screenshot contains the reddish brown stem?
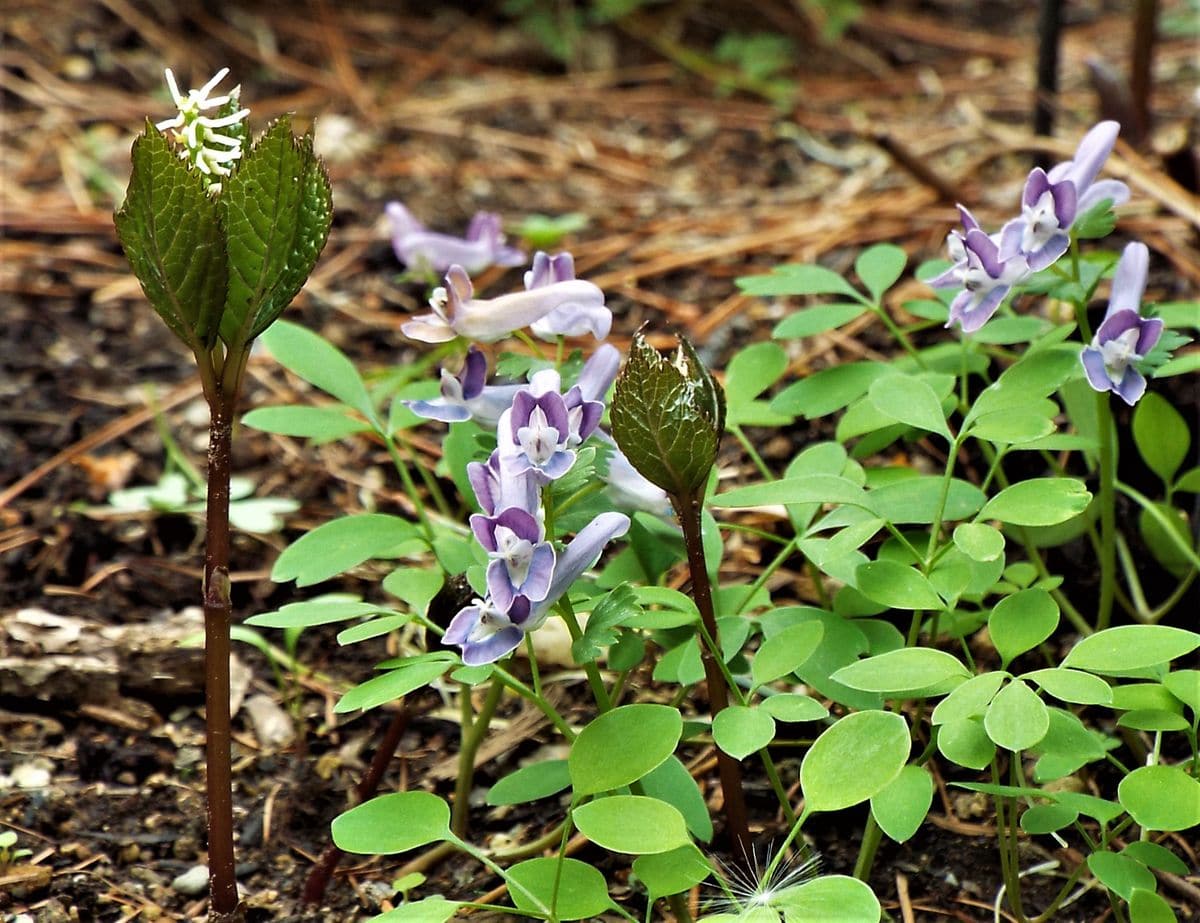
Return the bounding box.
[302,707,411,905]
[675,494,752,862]
[204,392,240,919]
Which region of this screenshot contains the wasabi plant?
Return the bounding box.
[116,68,332,920]
[237,118,1197,923]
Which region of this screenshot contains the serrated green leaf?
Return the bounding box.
[115,121,228,350]
[220,117,332,348]
[611,332,724,498]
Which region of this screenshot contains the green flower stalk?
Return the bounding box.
[115,68,332,920]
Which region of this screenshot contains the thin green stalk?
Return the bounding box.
[852,814,884,882]
[731,425,773,481]
[383,434,440,536]
[1118,481,1200,571]
[1095,394,1117,630]
[558,603,612,711]
[452,678,505,837]
[871,303,926,366]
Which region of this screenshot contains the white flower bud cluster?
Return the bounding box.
[155,68,250,192]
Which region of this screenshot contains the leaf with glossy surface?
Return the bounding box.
[1118,765,1200,831]
[832,648,969,694]
[220,117,332,348]
[980,478,1091,527]
[931,671,1008,725]
[773,303,867,339]
[1063,626,1200,673]
[868,374,951,441]
[569,704,682,795]
[985,680,1048,751]
[736,262,862,298]
[712,706,776,760]
[1128,888,1179,923]
[760,693,829,723]
[953,522,1006,562]
[937,717,995,769]
[246,596,399,629]
[572,796,690,854]
[989,588,1059,667]
[1087,851,1157,902]
[367,897,460,923]
[871,765,932,843]
[507,857,613,920]
[332,791,450,854]
[801,711,910,811]
[272,513,421,586]
[1023,668,1113,705]
[114,122,227,350]
[751,621,824,687]
[242,405,371,441]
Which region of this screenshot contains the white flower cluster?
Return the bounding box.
[155,68,249,191]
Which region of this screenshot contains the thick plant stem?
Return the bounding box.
[1096,395,1116,630]
[203,392,240,919]
[676,494,752,862]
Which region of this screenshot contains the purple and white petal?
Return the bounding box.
[1111,368,1148,406]
[525,512,631,630]
[444,599,526,666]
[1080,346,1113,393]
[1107,242,1149,316]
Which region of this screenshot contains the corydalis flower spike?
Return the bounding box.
[527,251,613,341]
[1080,242,1163,406]
[386,202,525,276]
[405,347,521,426]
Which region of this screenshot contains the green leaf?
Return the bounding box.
[1119,765,1200,831]
[382,567,446,618]
[855,560,945,610]
[832,648,969,694]
[1155,351,1200,377]
[641,756,713,842]
[1133,392,1190,484]
[1020,803,1078,834]
[516,212,588,249]
[868,374,951,440]
[332,791,450,854]
[242,405,371,441]
[772,303,867,339]
[272,513,421,586]
[801,711,910,811]
[1122,841,1189,876]
[724,341,791,426]
[246,596,399,629]
[1022,668,1113,705]
[1074,198,1118,239]
[569,704,682,795]
[770,361,886,419]
[508,857,613,920]
[1063,626,1200,673]
[1128,888,1179,923]
[487,760,571,806]
[989,588,1059,667]
[774,875,881,922]
[936,717,995,769]
[611,332,724,499]
[220,117,333,348]
[751,621,825,687]
[736,262,863,299]
[954,523,1006,562]
[712,706,776,760]
[867,477,985,524]
[985,680,1048,751]
[367,896,459,923]
[572,583,643,664]
[856,244,907,302]
[968,408,1056,445]
[1087,851,1157,902]
[114,121,227,350]
[260,320,375,421]
[931,671,1008,724]
[759,693,828,723]
[338,615,409,646]
[871,764,932,843]
[1163,670,1200,712]
[632,844,712,899]
[980,478,1092,527]
[335,659,453,713]
[572,795,690,854]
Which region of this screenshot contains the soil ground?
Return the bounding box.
[2,1,1198,921]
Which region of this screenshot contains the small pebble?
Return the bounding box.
[171,864,209,896]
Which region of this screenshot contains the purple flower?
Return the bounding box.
[471,506,556,610]
[444,511,631,664]
[594,432,671,516]
[1080,242,1163,406]
[386,202,525,275]
[402,265,606,345]
[930,222,1030,333]
[444,594,532,666]
[497,367,606,483]
[405,347,520,426]
[999,121,1130,271]
[526,252,613,341]
[467,449,540,516]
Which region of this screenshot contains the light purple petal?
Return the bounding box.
[1080,346,1112,393]
[1076,179,1130,215]
[405,398,472,422]
[1108,242,1149,315]
[455,281,605,343]
[598,436,671,515]
[471,507,542,551]
[1135,317,1164,357]
[1096,308,1142,344]
[957,205,981,232]
[526,512,631,629]
[522,543,556,601]
[997,219,1025,262]
[444,604,483,646]
[964,229,1003,278]
[576,344,621,402]
[1025,233,1071,272]
[462,625,524,665]
[525,251,577,288]
[1052,180,1077,228]
[531,299,613,340]
[928,262,964,289]
[1066,120,1120,193]
[1112,368,1148,406]
[401,314,457,343]
[1023,168,1052,209]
